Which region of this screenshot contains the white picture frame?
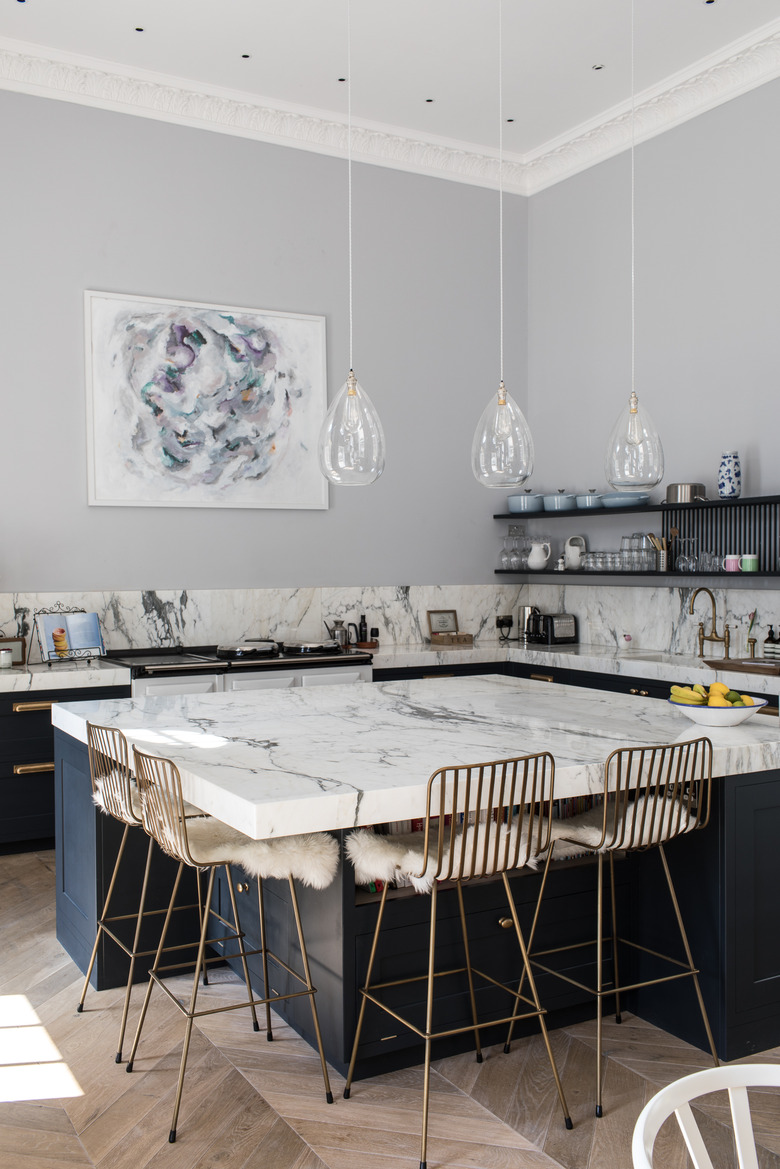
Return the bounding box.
[85,290,328,509]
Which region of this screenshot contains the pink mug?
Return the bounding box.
[724,554,742,572]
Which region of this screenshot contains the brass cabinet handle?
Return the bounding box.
[640,690,649,697]
[236,882,250,893]
[530,674,554,683]
[498,917,514,929]
[12,701,56,713]
[14,762,55,774]
[629,688,639,695]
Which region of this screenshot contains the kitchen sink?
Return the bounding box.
[703,657,780,675]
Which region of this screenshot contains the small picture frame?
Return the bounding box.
[427,610,459,636]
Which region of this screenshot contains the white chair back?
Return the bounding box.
[632,1064,780,1169]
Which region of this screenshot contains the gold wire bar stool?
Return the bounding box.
[514,735,719,1119]
[126,746,337,1144]
[76,723,204,1063]
[344,753,572,1169]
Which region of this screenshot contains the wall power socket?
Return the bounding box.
[496,615,513,631]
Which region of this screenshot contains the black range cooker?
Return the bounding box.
[109,640,373,695]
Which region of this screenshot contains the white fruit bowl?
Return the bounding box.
[668,696,768,726]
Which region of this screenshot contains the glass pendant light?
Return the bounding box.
[604,0,664,493]
[318,0,385,487]
[472,0,533,489]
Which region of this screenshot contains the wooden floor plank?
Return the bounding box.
[4,847,780,1169]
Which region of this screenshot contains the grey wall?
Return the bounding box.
[1,90,527,592]
[527,78,779,499]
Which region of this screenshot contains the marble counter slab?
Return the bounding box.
[53,674,780,841]
[372,641,780,700]
[0,660,131,693]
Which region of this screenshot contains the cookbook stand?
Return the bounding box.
[31,604,105,667]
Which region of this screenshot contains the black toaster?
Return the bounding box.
[527,613,578,646]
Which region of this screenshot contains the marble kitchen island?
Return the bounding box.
[52,675,780,1074]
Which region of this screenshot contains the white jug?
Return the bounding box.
[527,541,551,570]
[564,536,586,571]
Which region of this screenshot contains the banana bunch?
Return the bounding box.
[670,682,755,708]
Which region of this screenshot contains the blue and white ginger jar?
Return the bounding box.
[717,451,741,499]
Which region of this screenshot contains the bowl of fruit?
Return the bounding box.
[668,682,768,726]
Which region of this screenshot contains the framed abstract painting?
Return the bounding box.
[85,291,328,509]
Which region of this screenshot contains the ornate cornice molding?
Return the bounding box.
[1,24,778,196]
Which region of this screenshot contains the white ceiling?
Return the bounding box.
[1,0,779,192]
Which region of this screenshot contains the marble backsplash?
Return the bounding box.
[1,582,777,661]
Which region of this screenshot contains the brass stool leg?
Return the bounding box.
[344,881,391,1097]
[114,833,155,1062]
[197,869,208,986]
[256,877,273,1040]
[502,872,572,1130]
[168,865,217,1143]
[419,880,439,1169]
[288,875,333,1103]
[126,861,185,1073]
[504,844,556,1053]
[609,853,622,1026]
[455,880,483,1064]
[658,845,719,1067]
[596,853,605,1118]
[77,823,131,1017]
[224,864,259,1033]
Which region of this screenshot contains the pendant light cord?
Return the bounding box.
[630,0,635,397]
[498,0,504,386]
[347,0,354,372]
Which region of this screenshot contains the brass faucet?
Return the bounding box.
[689,587,730,659]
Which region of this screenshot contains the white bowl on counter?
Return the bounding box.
[668,696,767,726]
[543,493,577,511]
[507,493,544,513]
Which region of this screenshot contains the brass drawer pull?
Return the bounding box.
[530,674,554,683]
[498,917,514,929]
[14,762,55,775]
[630,689,650,697]
[12,701,56,713]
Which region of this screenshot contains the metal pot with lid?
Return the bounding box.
[665,483,707,504]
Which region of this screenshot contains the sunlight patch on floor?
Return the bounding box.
[0,995,83,1101]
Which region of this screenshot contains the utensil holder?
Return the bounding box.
[656,550,668,572]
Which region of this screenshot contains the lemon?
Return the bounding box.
[740,694,755,706]
[709,682,730,697]
[708,694,730,707]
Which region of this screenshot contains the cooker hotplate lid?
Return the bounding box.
[216,641,278,660]
[279,640,340,655]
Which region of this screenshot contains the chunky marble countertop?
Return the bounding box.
[372,641,780,699]
[0,659,131,693]
[52,674,780,840]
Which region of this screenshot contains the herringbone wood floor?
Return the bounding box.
[2,847,779,1169]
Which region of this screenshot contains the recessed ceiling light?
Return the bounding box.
[592,64,604,71]
[241,54,250,59]
[338,77,346,83]
[135,27,144,32]
[703,1,717,5]
[506,118,514,123]
[425,98,435,103]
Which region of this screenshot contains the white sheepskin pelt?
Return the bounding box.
[347,823,544,895]
[92,772,143,822]
[550,795,694,854]
[182,818,339,889]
